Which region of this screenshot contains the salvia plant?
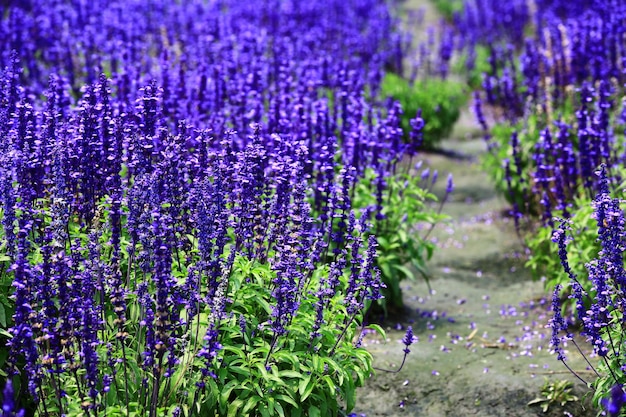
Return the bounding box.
[385,8,470,150]
[380,74,467,149]
[550,166,626,416]
[0,0,446,416]
[352,162,453,313]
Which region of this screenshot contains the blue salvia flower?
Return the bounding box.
[551,221,588,326]
[364,248,385,303]
[80,295,101,409]
[437,27,453,78]
[7,212,41,400]
[595,80,614,163]
[197,326,222,381]
[552,222,575,280]
[576,83,594,190]
[408,109,424,155]
[0,164,17,257]
[532,128,556,225]
[446,173,454,194]
[554,120,578,192]
[431,170,438,186]
[569,280,586,327]
[520,39,541,99]
[344,214,364,317]
[232,129,268,257]
[602,384,626,417]
[270,234,301,336]
[592,165,626,291]
[473,92,491,146]
[509,132,525,195]
[582,262,610,357]
[329,167,355,254]
[503,159,519,227]
[137,282,157,370]
[549,285,569,361]
[2,380,25,417]
[402,326,415,354]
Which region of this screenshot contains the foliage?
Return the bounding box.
[527,379,579,413]
[549,168,626,416]
[381,73,468,149]
[353,167,450,313]
[2,157,387,417]
[430,0,465,21]
[525,196,598,307]
[451,44,491,90]
[480,119,531,212]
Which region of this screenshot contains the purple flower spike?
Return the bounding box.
[2,380,25,417]
[602,384,626,417]
[446,173,454,194]
[402,326,415,354]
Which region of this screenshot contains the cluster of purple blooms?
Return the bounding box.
[0,0,432,415]
[549,166,626,414]
[404,16,456,81]
[452,0,626,85]
[452,0,626,127]
[464,0,626,227]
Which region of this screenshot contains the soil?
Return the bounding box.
[353,3,600,414]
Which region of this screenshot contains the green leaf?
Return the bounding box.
[298,374,312,396]
[274,401,286,417]
[220,381,239,412]
[345,374,356,411]
[365,323,386,340]
[312,355,321,373]
[391,264,414,281]
[272,350,299,367]
[300,376,316,401]
[259,406,271,417]
[279,370,303,379]
[275,394,298,409]
[227,399,245,417]
[254,362,270,379]
[308,405,321,417]
[228,365,251,377]
[396,229,408,244]
[322,375,336,392]
[0,304,6,328]
[241,395,263,415]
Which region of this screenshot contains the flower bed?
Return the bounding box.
[0,1,450,415]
